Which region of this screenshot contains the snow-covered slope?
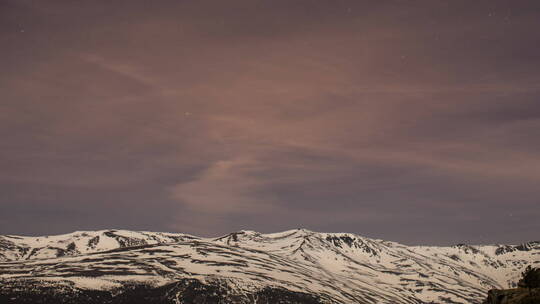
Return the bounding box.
[1,229,539,304]
[0,229,196,261]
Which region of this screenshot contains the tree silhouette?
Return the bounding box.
[518,266,540,295]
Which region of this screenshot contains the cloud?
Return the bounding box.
[170,157,278,213]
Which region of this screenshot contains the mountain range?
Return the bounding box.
[1,229,539,303]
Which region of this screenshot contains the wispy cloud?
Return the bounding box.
[170,157,279,213]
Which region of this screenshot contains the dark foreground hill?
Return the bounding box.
[0,279,324,304]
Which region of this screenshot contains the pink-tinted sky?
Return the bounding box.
[1,0,539,244]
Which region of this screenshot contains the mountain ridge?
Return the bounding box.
[1,229,539,303]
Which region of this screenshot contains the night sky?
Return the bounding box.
[1,1,540,245]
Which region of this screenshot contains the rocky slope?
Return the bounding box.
[1,229,539,303]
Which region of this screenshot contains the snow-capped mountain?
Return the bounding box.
[1,229,538,303]
[0,229,195,262]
